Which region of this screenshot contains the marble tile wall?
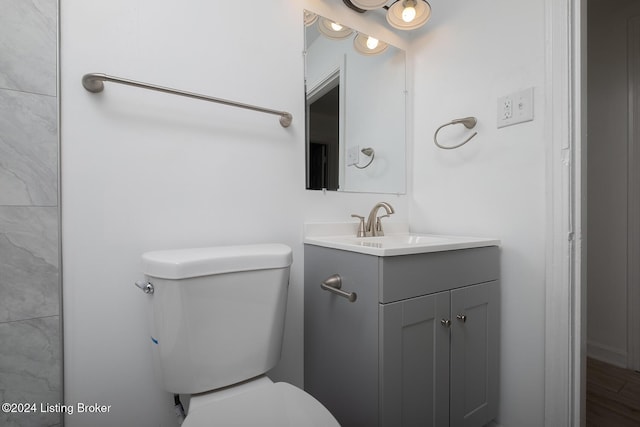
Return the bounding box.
[0,318,60,427]
[0,0,61,426]
[0,0,57,96]
[0,91,58,206]
[0,207,59,323]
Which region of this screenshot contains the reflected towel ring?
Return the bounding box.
[354,147,375,169]
[434,117,478,150]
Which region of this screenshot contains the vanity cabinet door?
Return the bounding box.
[379,291,451,427]
[449,281,499,427]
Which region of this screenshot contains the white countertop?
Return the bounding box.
[303,222,500,257]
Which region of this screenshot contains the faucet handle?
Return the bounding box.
[375,215,390,236]
[351,214,366,237]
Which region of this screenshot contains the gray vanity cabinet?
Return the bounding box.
[304,244,499,427]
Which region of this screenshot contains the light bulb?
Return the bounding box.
[402,5,416,22]
[330,22,343,31]
[366,36,379,50]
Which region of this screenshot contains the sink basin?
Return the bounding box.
[304,225,500,257]
[338,234,452,247]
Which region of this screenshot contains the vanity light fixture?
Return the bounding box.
[386,0,431,30]
[353,33,388,55]
[318,17,354,40]
[347,0,390,10]
[343,0,432,31]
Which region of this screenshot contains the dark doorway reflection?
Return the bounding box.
[307,85,339,190]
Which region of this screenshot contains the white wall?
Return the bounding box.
[408,1,547,426]
[586,0,640,367]
[61,1,407,426]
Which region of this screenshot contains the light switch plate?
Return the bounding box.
[347,145,359,166]
[497,87,534,128]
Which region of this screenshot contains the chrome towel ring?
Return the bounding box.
[433,116,478,149]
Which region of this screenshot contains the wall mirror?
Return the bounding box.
[304,10,407,194]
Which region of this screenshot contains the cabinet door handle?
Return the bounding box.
[441,319,451,327]
[320,274,357,303]
[456,314,467,323]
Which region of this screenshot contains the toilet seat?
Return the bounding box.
[182,382,339,427]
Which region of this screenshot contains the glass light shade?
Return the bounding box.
[354,33,388,55]
[387,0,431,30]
[318,17,354,40]
[349,0,390,10]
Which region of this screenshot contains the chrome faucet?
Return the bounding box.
[353,202,394,237]
[366,202,394,236]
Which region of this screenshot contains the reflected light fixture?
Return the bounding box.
[304,10,318,27]
[386,0,431,30]
[354,33,388,55]
[318,17,354,39]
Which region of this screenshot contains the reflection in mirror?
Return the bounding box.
[308,75,340,190]
[304,10,407,194]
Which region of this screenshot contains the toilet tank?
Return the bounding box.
[141,244,293,394]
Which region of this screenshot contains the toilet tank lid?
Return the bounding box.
[142,244,292,279]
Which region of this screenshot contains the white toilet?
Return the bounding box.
[141,243,338,426]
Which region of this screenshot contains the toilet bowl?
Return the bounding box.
[141,244,338,426]
[183,376,337,426]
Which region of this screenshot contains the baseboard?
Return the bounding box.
[587,341,628,368]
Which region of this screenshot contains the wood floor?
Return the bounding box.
[586,357,640,426]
